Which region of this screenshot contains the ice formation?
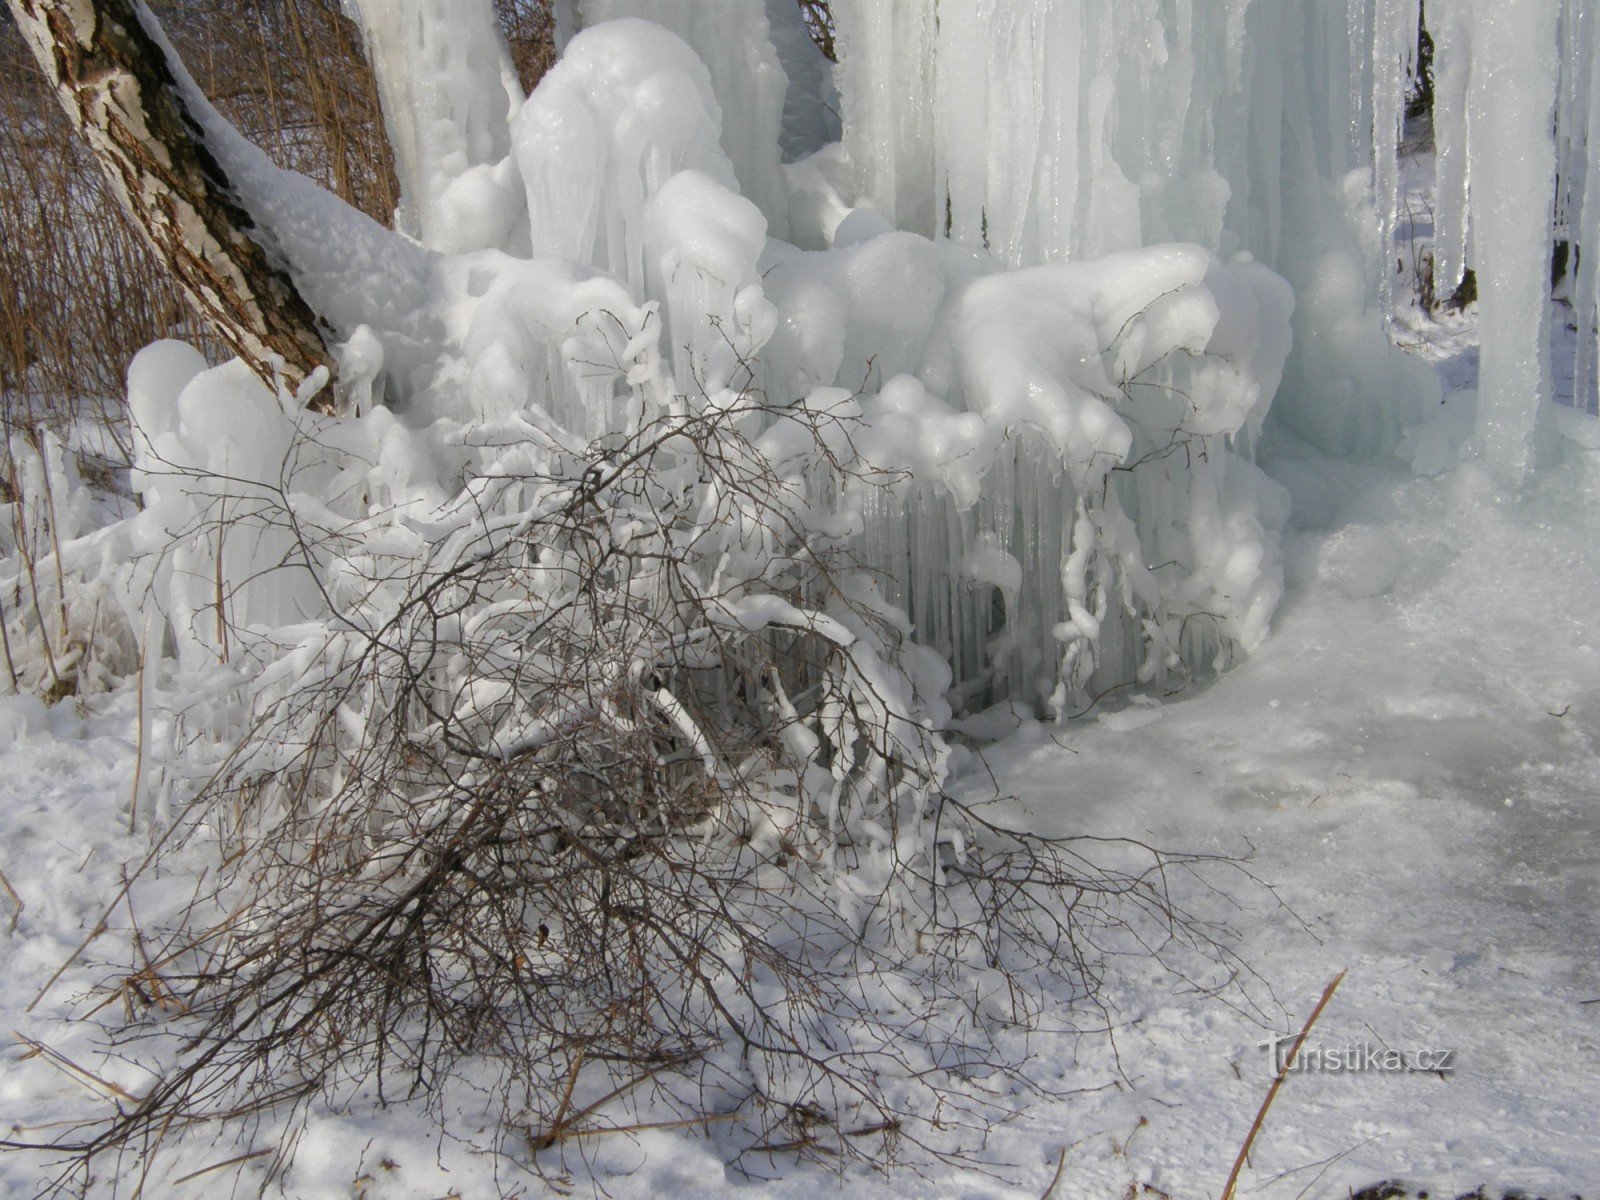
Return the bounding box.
[574,0,792,236]
[341,0,528,252]
[1420,0,1589,468]
[10,0,1597,724]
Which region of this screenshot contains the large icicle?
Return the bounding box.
[343,0,527,253]
[829,0,939,236]
[513,20,737,297]
[1369,0,1420,316]
[1557,0,1600,417]
[1429,0,1561,475]
[575,0,793,237]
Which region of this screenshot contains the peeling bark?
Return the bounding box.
[5,0,331,397]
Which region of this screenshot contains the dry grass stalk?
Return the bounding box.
[1219,969,1348,1200]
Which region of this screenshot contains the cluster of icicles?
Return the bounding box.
[81,0,1600,718]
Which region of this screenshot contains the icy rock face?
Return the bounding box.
[832,0,1229,264]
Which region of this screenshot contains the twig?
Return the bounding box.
[129,614,151,834]
[532,1112,743,1148]
[526,1053,692,1151]
[13,1032,143,1103]
[1039,1146,1068,1199]
[24,912,110,1014]
[0,866,21,935]
[529,1046,587,1150]
[170,1146,275,1186]
[1219,970,1346,1200]
[129,1112,175,1200]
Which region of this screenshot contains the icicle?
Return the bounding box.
[514,20,736,296]
[1428,0,1472,298]
[829,0,939,235]
[1370,0,1419,315]
[1462,0,1560,476]
[577,0,794,238]
[1558,0,1600,414]
[343,0,526,252]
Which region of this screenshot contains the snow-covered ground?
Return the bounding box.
[4,95,1598,1200]
[966,432,1600,1199]
[5,398,1599,1200]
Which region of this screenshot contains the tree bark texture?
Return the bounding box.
[5,0,331,395]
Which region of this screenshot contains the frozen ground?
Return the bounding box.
[4,415,1599,1200]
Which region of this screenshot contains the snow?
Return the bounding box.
[6,0,1600,1196]
[6,408,1600,1200]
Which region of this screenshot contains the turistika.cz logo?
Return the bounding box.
[1258,1034,1457,1076]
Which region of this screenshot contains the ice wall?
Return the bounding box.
[500,8,1302,710]
[131,0,1600,720]
[824,0,1430,466]
[825,0,1599,477]
[832,0,1257,264]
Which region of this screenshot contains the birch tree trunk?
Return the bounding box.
[5,0,331,395]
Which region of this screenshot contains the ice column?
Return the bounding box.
[1430,0,1561,475]
[828,0,939,235]
[1557,0,1600,415]
[514,20,736,298]
[343,0,526,252]
[577,0,793,238]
